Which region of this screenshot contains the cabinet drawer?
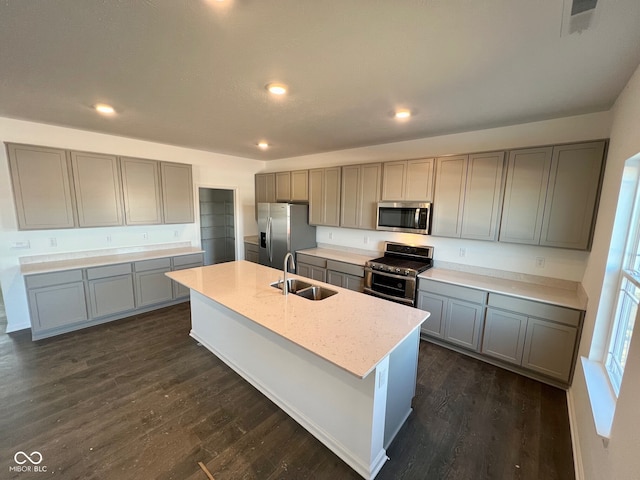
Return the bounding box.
[25,269,83,289]
[87,263,132,280]
[134,257,171,272]
[418,278,487,305]
[296,253,327,268]
[173,253,204,267]
[326,260,364,277]
[488,293,582,327]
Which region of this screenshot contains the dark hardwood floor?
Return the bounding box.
[0,303,574,480]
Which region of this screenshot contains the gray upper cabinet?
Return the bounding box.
[499,147,553,245]
[275,170,309,202]
[121,157,163,225]
[432,155,467,237]
[7,143,76,230]
[276,171,291,202]
[255,173,276,219]
[432,152,505,240]
[539,141,606,250]
[460,152,505,240]
[161,162,194,224]
[309,167,341,226]
[500,141,605,250]
[340,163,381,229]
[382,158,434,201]
[71,151,124,227]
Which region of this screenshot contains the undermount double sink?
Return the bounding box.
[271,278,338,301]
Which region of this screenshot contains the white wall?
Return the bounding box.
[267,111,612,281]
[571,63,640,480]
[0,117,263,333]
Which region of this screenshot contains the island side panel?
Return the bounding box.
[189,290,389,480]
[384,328,420,448]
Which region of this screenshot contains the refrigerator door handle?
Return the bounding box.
[267,217,273,263]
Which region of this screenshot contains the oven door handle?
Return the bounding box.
[363,287,415,306]
[365,267,417,282]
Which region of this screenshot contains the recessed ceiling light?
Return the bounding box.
[257,142,269,149]
[395,109,412,119]
[266,83,288,95]
[94,103,116,115]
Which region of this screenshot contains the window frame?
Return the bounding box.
[605,168,640,395]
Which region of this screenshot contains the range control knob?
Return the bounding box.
[395,268,401,273]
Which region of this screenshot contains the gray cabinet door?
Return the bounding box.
[276,171,291,201]
[432,155,467,237]
[121,157,163,225]
[460,152,505,241]
[326,270,344,287]
[309,169,324,225]
[255,173,276,220]
[522,318,578,382]
[417,291,446,338]
[28,282,88,331]
[296,262,326,282]
[444,299,484,351]
[135,268,173,307]
[343,274,364,292]
[406,158,435,201]
[539,141,605,250]
[88,275,135,318]
[340,165,360,228]
[481,308,527,365]
[291,170,309,202]
[381,161,406,201]
[499,147,552,245]
[161,162,194,224]
[244,243,259,263]
[71,151,124,227]
[324,167,341,227]
[7,143,76,230]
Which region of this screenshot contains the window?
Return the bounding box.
[605,164,640,395]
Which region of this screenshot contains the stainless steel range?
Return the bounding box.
[364,242,434,306]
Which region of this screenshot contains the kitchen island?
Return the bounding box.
[166,260,429,480]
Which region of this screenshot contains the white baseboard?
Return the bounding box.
[566,388,584,480]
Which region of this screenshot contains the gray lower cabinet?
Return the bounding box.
[482,293,581,384]
[134,258,173,307]
[87,263,135,318]
[171,253,204,299]
[418,278,583,387]
[326,259,365,292]
[25,252,203,340]
[297,263,327,282]
[244,242,259,263]
[417,279,487,351]
[27,270,88,332]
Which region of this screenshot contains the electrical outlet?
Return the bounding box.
[364,236,369,245]
[143,232,148,240]
[328,232,333,240]
[49,237,57,247]
[459,248,466,258]
[174,230,179,238]
[535,256,546,268]
[106,235,112,243]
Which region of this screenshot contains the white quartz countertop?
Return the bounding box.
[166,260,428,378]
[296,247,378,266]
[21,247,204,275]
[419,268,587,311]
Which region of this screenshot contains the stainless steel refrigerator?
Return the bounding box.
[258,203,316,270]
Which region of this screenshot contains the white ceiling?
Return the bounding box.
[1,1,639,161]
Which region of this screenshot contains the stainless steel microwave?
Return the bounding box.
[376,202,431,235]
